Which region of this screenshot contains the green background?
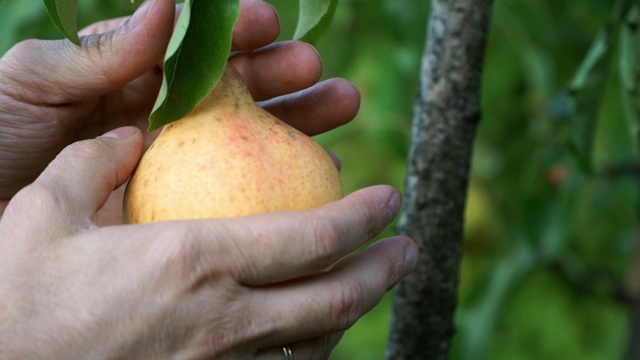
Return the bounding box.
[1,0,638,359]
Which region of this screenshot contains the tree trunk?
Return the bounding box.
[386,1,494,359]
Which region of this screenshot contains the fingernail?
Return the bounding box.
[384,191,402,224]
[268,3,281,29]
[129,0,156,29]
[101,126,140,139]
[404,241,419,270]
[327,151,342,171]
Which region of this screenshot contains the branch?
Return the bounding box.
[386,1,494,359]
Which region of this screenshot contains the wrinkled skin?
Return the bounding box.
[0,0,359,224]
[0,0,418,358]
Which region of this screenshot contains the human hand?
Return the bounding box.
[0,128,417,359]
[0,0,359,219]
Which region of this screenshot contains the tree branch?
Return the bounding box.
[386,1,494,359]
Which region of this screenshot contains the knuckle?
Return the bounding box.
[53,139,116,177]
[10,182,60,215]
[5,39,39,57]
[306,216,342,270]
[363,199,387,238]
[61,138,111,161]
[0,40,46,82]
[371,242,407,290]
[144,226,204,283]
[79,32,116,72]
[146,224,229,290]
[328,279,364,332]
[385,253,405,290]
[2,182,74,239]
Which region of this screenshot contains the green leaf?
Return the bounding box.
[620,5,640,144]
[0,0,43,54]
[457,239,537,360]
[537,162,583,258]
[42,0,80,45]
[294,0,338,44]
[149,0,240,131]
[567,28,612,173]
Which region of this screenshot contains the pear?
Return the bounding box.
[123,65,343,223]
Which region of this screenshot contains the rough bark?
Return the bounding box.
[386,1,494,359]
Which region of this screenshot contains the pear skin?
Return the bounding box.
[123,65,343,223]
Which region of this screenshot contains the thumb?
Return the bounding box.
[2,0,175,103]
[32,126,144,222]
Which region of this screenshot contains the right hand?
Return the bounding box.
[0,127,418,359]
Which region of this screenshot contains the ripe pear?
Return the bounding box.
[123,64,343,223]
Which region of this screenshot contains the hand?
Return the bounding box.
[0,0,360,222]
[0,128,418,359]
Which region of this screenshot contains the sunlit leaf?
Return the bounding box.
[42,0,80,44]
[149,0,239,130]
[294,0,338,44]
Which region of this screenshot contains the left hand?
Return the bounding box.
[0,126,417,359]
[0,0,360,222]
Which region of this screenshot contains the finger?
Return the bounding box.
[79,16,129,35]
[254,236,418,345]
[188,185,403,285]
[231,41,323,101]
[79,0,279,51]
[232,0,280,51]
[1,0,175,104]
[328,151,342,172]
[260,78,361,136]
[258,333,343,360]
[78,3,184,36]
[31,127,144,224]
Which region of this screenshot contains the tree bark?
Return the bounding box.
[386,1,494,359]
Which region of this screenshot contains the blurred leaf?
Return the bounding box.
[0,1,44,53]
[610,0,637,24]
[491,267,626,360]
[570,31,610,90]
[294,0,338,44]
[537,163,583,258]
[568,28,612,173]
[42,0,80,44]
[620,5,640,143]
[149,0,239,131]
[457,240,537,360]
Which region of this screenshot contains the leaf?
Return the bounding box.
[0,0,43,54]
[42,0,80,45]
[457,240,537,360]
[149,0,240,131]
[536,162,583,258]
[567,28,612,173]
[294,0,338,44]
[620,5,640,143]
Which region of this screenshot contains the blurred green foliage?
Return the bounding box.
[2,0,640,359]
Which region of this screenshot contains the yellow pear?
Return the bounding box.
[123,64,343,223]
